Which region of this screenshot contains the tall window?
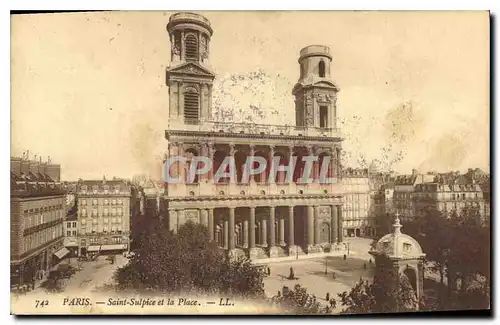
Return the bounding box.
[185,34,198,62]
[319,60,326,78]
[184,87,200,124]
[320,106,328,128]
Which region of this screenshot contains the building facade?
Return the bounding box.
[163,12,345,259]
[341,168,373,238]
[413,181,485,223]
[10,156,67,289]
[76,179,131,256]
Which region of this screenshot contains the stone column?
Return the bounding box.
[307,205,314,252]
[249,145,255,183]
[229,207,235,250]
[288,206,295,246]
[335,146,341,178]
[269,206,278,257]
[178,143,185,183]
[313,148,320,182]
[268,145,275,183]
[249,207,256,249]
[279,218,285,246]
[223,220,229,249]
[215,225,220,246]
[200,209,208,227]
[180,30,185,61]
[208,208,214,241]
[269,207,276,247]
[243,220,249,248]
[288,206,299,257]
[200,143,208,182]
[248,207,259,259]
[170,33,175,62]
[208,144,214,181]
[314,205,321,245]
[331,205,338,244]
[329,148,335,178]
[261,219,268,247]
[337,205,344,243]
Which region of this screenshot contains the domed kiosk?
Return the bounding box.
[369,213,426,309]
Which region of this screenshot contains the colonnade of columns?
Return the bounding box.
[168,142,342,184]
[168,204,344,258]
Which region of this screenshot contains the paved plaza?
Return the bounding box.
[18,254,129,297]
[263,237,375,313]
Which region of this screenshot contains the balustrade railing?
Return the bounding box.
[170,120,341,137]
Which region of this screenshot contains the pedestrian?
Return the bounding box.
[326,292,330,301]
[343,254,347,260]
[289,266,294,279]
[369,258,372,265]
[330,298,336,309]
[332,272,336,280]
[268,266,271,276]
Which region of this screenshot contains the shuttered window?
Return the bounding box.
[185,35,198,62]
[184,91,199,124]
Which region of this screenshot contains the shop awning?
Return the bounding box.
[87,245,101,252]
[100,244,126,251]
[53,247,70,259]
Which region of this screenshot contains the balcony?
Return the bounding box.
[168,120,342,138]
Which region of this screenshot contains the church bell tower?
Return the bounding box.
[166,12,216,129]
[292,45,340,130]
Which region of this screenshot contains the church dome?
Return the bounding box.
[370,215,425,260]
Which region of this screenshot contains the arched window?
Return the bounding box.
[184,86,199,124]
[319,60,326,78]
[185,34,198,62]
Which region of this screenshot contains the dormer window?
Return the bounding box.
[319,60,326,78]
[403,242,412,252]
[185,34,198,62]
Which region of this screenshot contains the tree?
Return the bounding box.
[272,284,330,315]
[338,273,420,314]
[114,219,265,298]
[399,208,491,310]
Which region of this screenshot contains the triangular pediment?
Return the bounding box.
[167,62,215,78]
[312,80,339,91]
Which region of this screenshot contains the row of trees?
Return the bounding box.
[114,205,489,313]
[115,217,265,298]
[113,213,425,314]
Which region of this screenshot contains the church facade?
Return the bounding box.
[163,12,345,259]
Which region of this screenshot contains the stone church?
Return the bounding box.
[163,12,345,259]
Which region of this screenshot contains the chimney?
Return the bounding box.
[20,159,30,175]
[46,163,61,182]
[39,162,47,177]
[10,157,22,177]
[29,160,40,176]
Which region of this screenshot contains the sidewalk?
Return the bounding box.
[252,248,350,265]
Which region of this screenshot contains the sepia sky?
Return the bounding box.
[11,11,490,180]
